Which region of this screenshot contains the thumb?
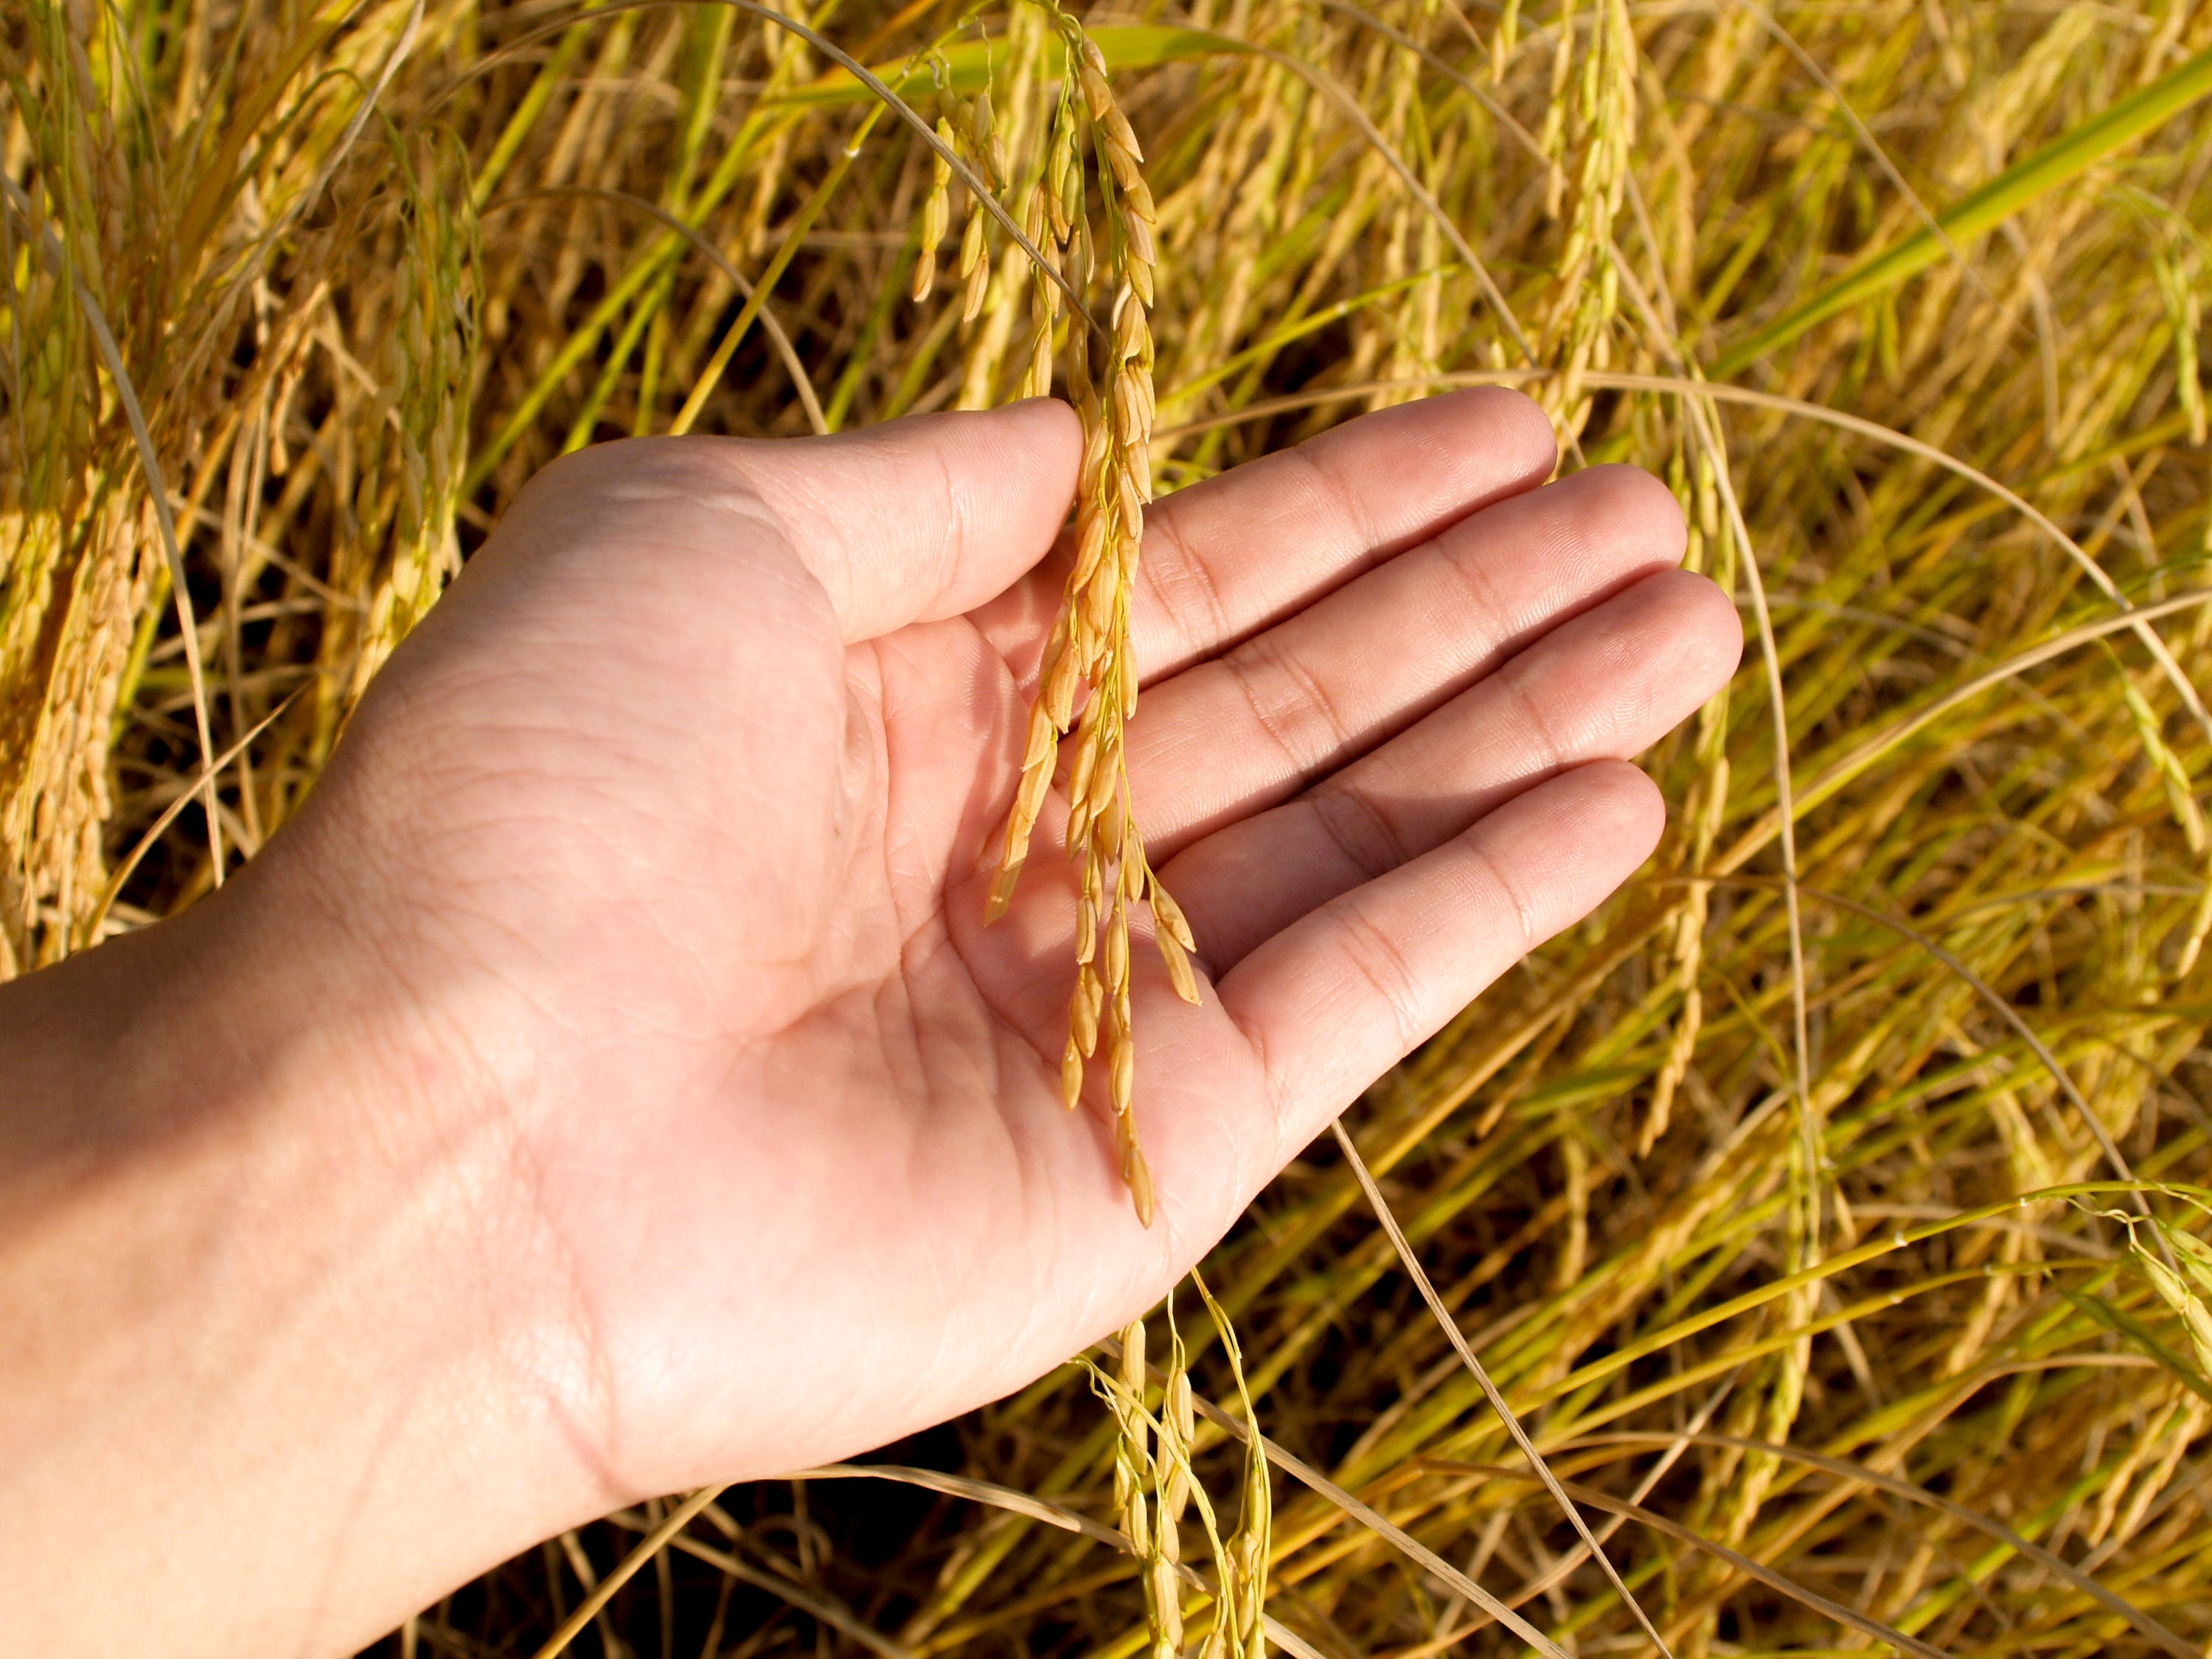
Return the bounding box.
[721,397,1082,642]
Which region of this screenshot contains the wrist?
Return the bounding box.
[0,855,611,1655]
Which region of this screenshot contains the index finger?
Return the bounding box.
[1130,387,1558,681]
[967,386,1557,690]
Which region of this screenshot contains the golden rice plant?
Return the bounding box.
[11,1,2212,1657]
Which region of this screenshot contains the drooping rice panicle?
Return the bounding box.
[980,8,1191,1227]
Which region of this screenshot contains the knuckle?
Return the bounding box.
[1142,516,1232,665]
[1468,841,1540,952]
[1496,661,1567,769]
[1308,785,1411,884]
[1220,638,1316,776]
[1289,441,1380,554]
[1334,901,1422,1053]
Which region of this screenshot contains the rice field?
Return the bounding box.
[8,0,2212,1655]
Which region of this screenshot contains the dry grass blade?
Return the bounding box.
[487,187,827,435]
[1420,1461,1950,1659]
[1704,874,2141,1194]
[1568,1430,2199,1659]
[1329,1119,1675,1659]
[1103,1329,1577,1659]
[526,1485,727,1659]
[645,1529,920,1659]
[794,1464,1110,1540]
[1719,586,2212,869]
[1607,373,2212,745]
[794,1464,1321,1659]
[81,683,308,945]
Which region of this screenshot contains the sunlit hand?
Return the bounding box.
[0,390,1740,1656]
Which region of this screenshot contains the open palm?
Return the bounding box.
[260,389,1739,1511]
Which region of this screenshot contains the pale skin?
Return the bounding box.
[0,389,1740,1655]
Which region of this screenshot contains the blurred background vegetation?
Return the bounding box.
[9,0,2212,1654]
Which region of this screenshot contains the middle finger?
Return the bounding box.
[1127,463,1687,860]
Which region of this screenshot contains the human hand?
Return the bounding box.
[0,389,1739,1655]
